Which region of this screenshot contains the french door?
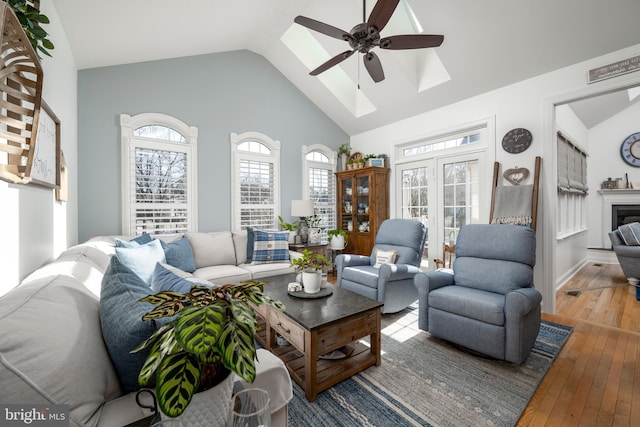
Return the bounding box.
[397,152,486,268]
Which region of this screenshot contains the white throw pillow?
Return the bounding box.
[373,249,397,268]
[114,239,166,285]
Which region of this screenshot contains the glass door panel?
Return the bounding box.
[398,162,431,264]
[440,157,480,245]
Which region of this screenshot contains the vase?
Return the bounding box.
[288,230,297,244]
[330,235,345,250]
[162,371,234,426]
[308,228,321,244]
[302,271,322,293]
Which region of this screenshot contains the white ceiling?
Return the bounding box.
[54,0,640,135]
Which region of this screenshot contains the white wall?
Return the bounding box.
[350,43,640,313]
[0,3,77,296]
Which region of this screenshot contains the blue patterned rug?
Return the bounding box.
[287,314,572,427]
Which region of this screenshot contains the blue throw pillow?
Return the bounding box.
[251,230,290,264]
[246,226,255,262]
[115,239,166,285]
[160,237,196,273]
[100,256,165,392]
[115,233,153,248]
[151,263,195,294]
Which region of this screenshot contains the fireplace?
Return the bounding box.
[598,189,640,248]
[611,205,640,230]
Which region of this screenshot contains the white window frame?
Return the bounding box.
[302,144,337,237]
[230,131,281,231]
[120,113,198,236]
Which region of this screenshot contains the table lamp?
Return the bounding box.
[291,199,314,243]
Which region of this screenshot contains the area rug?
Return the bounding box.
[287,311,572,427]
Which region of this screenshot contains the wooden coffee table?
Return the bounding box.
[251,273,382,401]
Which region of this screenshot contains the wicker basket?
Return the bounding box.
[0,2,44,184]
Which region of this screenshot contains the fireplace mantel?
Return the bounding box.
[599,189,640,248]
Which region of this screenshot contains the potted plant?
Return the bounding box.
[327,229,348,250]
[290,249,332,293]
[4,0,55,58]
[278,215,300,243]
[306,214,324,244]
[338,143,350,171]
[132,281,285,421]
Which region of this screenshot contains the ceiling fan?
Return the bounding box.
[294,0,444,83]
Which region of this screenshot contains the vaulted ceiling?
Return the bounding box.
[54,0,640,135]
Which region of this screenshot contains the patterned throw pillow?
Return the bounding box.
[251,229,290,264]
[373,249,397,268]
[618,222,640,246]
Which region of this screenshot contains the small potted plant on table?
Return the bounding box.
[290,249,332,294]
[132,281,284,422]
[327,229,348,250]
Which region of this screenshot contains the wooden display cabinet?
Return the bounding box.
[336,166,389,256]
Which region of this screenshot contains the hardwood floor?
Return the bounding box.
[517,262,640,426]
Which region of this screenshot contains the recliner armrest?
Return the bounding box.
[378,263,423,281]
[505,287,542,317]
[414,270,454,293]
[336,254,371,269]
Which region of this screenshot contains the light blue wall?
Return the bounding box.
[78,50,348,242]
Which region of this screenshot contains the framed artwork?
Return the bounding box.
[368,158,385,167]
[29,100,60,188]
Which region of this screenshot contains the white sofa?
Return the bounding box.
[0,231,294,427]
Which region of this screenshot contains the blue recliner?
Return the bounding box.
[609,227,640,300]
[336,218,427,314]
[414,224,542,364]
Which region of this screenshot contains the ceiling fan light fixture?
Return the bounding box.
[293,0,444,83]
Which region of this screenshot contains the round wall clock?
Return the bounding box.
[620,132,640,167]
[501,128,532,154]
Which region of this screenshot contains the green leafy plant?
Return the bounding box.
[5,0,54,58]
[290,249,332,272]
[338,143,351,157]
[327,229,347,243]
[278,215,299,231]
[132,281,285,418]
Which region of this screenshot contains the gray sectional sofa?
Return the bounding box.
[0,231,295,427]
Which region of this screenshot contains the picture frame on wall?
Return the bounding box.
[28,100,60,189]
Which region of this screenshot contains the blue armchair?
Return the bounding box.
[609,228,640,299]
[414,224,541,364]
[336,218,427,314]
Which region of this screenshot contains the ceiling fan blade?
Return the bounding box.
[380,34,444,50]
[366,0,400,33]
[364,51,385,83]
[294,16,354,43]
[310,50,356,76]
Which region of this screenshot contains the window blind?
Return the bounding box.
[557,132,588,195]
[239,159,276,229]
[131,146,190,235]
[309,165,336,232]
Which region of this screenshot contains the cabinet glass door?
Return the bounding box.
[341,177,353,232]
[356,175,370,234]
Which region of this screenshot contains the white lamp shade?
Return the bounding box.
[291,199,314,217]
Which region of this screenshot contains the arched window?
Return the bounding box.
[302,145,337,238]
[120,113,198,235]
[230,131,281,230]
